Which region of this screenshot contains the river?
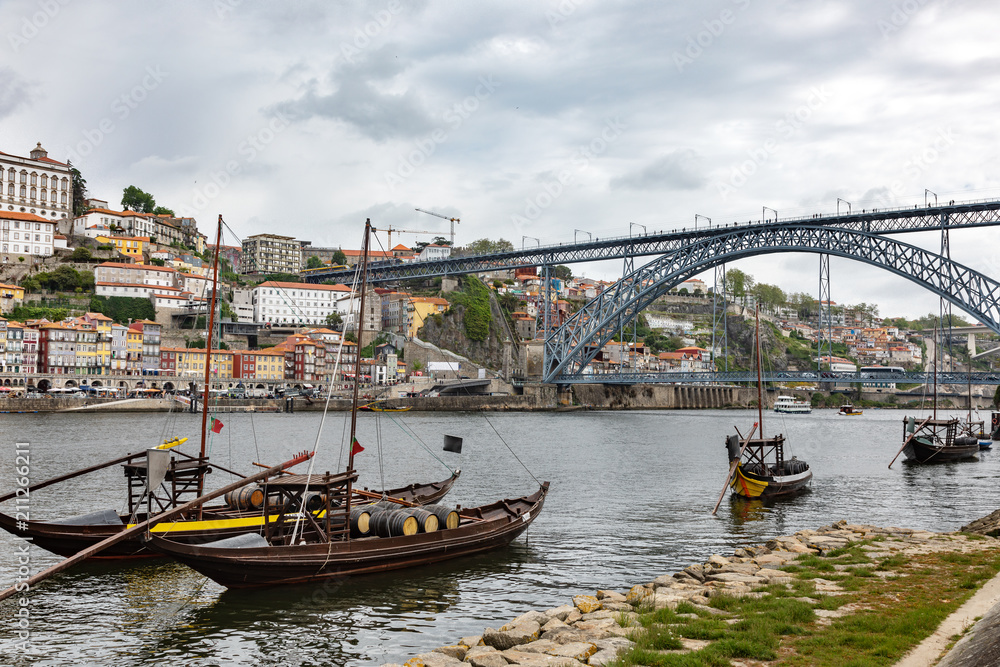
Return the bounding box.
[0,407,996,665]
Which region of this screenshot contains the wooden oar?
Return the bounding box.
[888,417,932,468]
[711,423,759,515]
[0,450,313,604]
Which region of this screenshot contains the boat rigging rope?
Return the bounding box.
[375,410,386,496]
[480,411,542,486]
[290,248,365,545]
[384,414,454,473]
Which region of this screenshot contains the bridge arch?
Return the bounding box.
[544,225,1000,382]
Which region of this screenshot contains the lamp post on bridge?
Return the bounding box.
[694,214,711,230]
[837,198,852,215]
[574,229,592,243]
[925,189,938,207]
[762,206,778,224]
[629,222,646,237]
[521,236,540,250]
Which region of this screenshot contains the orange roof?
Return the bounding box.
[410,296,449,305]
[341,249,394,258]
[391,244,411,251]
[84,312,112,321]
[0,210,50,223]
[0,282,22,290]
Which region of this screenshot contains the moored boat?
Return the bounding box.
[838,404,863,416]
[900,416,979,463]
[774,395,812,414]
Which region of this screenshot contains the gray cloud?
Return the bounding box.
[0,67,33,119]
[611,150,706,191]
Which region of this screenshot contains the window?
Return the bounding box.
[20,172,26,184]
[30,173,37,185]
[19,186,26,197]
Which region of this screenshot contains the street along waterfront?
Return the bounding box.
[1,408,996,665]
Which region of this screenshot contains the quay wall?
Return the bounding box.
[570,384,758,410]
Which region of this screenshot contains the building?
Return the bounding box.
[80,312,113,374]
[1,210,57,260]
[253,281,352,326]
[95,234,149,263]
[240,233,301,275]
[0,143,72,223]
[0,282,25,314]
[38,322,79,375]
[406,296,449,338]
[417,244,452,262]
[111,323,128,374]
[3,320,24,373]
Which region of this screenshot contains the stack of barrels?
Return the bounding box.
[350,502,460,538]
[223,484,265,511]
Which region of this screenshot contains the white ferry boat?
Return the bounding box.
[774,395,812,414]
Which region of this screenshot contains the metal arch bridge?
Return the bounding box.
[543,223,1000,383]
[304,199,1000,284]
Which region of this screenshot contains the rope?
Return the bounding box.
[385,414,454,473]
[480,411,542,486]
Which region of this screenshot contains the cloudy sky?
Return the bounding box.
[3,0,998,319]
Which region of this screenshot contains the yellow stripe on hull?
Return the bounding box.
[127,512,303,534]
[731,465,769,498]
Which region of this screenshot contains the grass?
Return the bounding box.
[606,537,1000,667]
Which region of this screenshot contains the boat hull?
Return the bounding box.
[902,438,979,463]
[731,465,812,500]
[147,484,549,588]
[0,471,461,560]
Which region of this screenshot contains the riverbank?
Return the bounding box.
[4,383,987,413]
[384,521,1000,667]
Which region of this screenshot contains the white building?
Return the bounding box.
[95,262,179,289]
[252,281,352,325]
[417,244,452,262]
[0,143,72,223]
[1,210,56,260]
[232,288,255,323]
[241,234,302,274]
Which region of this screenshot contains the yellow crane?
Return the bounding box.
[372,225,439,249]
[415,208,460,245]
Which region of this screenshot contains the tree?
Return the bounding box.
[152,205,175,216]
[150,258,165,266]
[121,185,156,213]
[306,256,324,269]
[725,268,754,305]
[331,249,347,265]
[466,238,515,255]
[325,312,343,330]
[69,164,88,216]
[553,265,572,281]
[70,247,92,262]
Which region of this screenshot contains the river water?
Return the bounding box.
[0,407,996,665]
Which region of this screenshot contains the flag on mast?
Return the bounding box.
[350,436,364,456]
[211,417,224,433]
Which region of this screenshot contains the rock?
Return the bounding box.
[404,652,462,667]
[652,592,690,609]
[501,649,586,666]
[683,563,706,581]
[541,617,568,632]
[463,647,507,667]
[757,568,792,584]
[573,594,601,614]
[753,553,794,568]
[573,618,616,638]
[581,610,619,621]
[544,604,576,622]
[432,645,466,661]
[596,590,626,602]
[547,641,598,661]
[704,572,767,586]
[624,584,652,605]
[714,562,760,575]
[564,608,582,624]
[481,621,540,650]
[458,636,482,648]
[589,637,635,667]
[541,625,589,644]
[516,639,563,654]
[600,601,633,612]
[508,610,551,629]
[706,554,730,568]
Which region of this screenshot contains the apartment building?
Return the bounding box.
[1,210,56,259]
[240,234,301,274]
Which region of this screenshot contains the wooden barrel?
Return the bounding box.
[303,493,327,513]
[405,508,439,533]
[350,506,372,537]
[425,505,460,530]
[224,485,264,510]
[371,509,418,537]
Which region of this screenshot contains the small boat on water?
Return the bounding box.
[713,311,812,513]
[838,404,863,416]
[899,416,980,463]
[774,395,812,414]
[359,401,412,412]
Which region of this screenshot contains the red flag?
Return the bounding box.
[350,436,364,456]
[211,417,224,433]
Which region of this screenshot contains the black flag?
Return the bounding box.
[443,435,463,453]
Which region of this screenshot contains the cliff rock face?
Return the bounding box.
[417,301,509,372]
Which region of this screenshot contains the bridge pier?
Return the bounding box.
[570,383,743,410]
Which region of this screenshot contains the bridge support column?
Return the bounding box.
[969,333,977,356]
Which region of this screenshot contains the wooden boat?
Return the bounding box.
[0,468,461,559]
[838,404,863,416]
[145,218,549,588]
[360,401,412,412]
[713,311,811,512]
[901,417,979,463]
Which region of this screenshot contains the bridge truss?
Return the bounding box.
[543,225,1000,383]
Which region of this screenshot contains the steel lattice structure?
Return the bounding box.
[305,200,1000,284]
[543,225,1000,383]
[566,370,1000,384]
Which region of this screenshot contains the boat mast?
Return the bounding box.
[343,218,372,537]
[755,308,764,436]
[198,215,224,497]
[933,325,938,421]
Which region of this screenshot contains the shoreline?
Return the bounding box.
[381,519,1000,667]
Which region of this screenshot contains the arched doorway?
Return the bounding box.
[37,379,51,392]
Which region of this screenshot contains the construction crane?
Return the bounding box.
[414,208,460,246]
[372,225,439,249]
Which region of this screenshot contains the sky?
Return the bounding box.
[3,0,999,320]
